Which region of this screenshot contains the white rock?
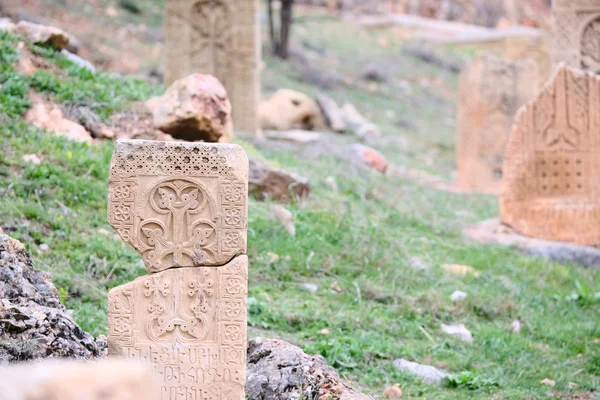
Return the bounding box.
[511,320,522,334]
[61,50,95,73]
[39,244,50,253]
[272,205,295,236]
[408,256,430,271]
[393,359,448,385]
[301,283,318,293]
[23,154,41,165]
[441,323,473,343]
[449,290,467,302]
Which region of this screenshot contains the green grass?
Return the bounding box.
[1,15,600,400]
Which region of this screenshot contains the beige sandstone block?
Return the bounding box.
[552,0,600,73]
[456,54,539,194]
[164,0,260,135]
[108,256,248,400]
[501,64,600,246]
[108,139,248,273]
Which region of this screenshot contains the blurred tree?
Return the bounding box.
[267,0,295,59]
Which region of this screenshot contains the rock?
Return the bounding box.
[330,281,343,293]
[350,144,389,174]
[408,256,430,271]
[65,35,82,54]
[361,62,388,82]
[22,154,41,165]
[15,21,71,51]
[25,93,92,143]
[267,252,280,264]
[383,384,403,399]
[38,243,49,253]
[152,74,233,143]
[540,378,556,387]
[449,290,467,302]
[440,263,480,277]
[511,320,522,334]
[316,94,346,133]
[0,18,15,33]
[440,323,473,343]
[272,205,295,236]
[61,50,95,73]
[0,359,154,400]
[264,129,322,144]
[258,89,324,131]
[249,158,310,202]
[301,283,319,293]
[0,232,106,362]
[393,359,449,385]
[246,337,372,400]
[340,103,380,139]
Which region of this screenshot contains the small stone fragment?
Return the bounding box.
[23,154,41,165]
[351,144,388,174]
[511,320,522,334]
[383,384,403,399]
[408,256,430,271]
[449,290,467,302]
[540,378,556,387]
[441,264,480,277]
[441,323,473,343]
[15,21,71,51]
[320,328,330,335]
[272,205,295,236]
[267,252,280,263]
[264,129,322,144]
[567,382,579,389]
[315,94,346,133]
[38,244,50,253]
[152,74,233,143]
[341,103,380,139]
[330,281,343,293]
[393,359,449,385]
[61,49,96,73]
[301,283,319,293]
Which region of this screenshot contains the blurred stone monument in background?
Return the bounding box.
[552,0,600,73]
[107,139,249,399]
[501,65,600,246]
[165,0,260,135]
[457,54,539,194]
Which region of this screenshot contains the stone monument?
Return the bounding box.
[456,54,539,194]
[503,32,551,84]
[552,0,600,73]
[107,139,249,399]
[501,64,600,246]
[165,0,260,135]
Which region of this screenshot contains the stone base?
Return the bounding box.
[464,219,600,268]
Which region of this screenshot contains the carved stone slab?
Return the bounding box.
[164,0,260,135]
[501,64,600,246]
[503,32,551,84]
[108,139,248,274]
[552,0,600,73]
[108,256,248,400]
[457,54,539,194]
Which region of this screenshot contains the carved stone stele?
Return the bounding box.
[108,256,248,400]
[164,0,260,135]
[457,54,539,194]
[552,0,600,73]
[501,64,600,246]
[503,32,551,84]
[108,139,248,274]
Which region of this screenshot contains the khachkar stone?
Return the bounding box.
[456,54,539,194]
[501,65,600,246]
[107,139,248,399]
[165,0,260,136]
[552,0,600,73]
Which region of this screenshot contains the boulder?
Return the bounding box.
[246,337,372,400]
[61,50,95,73]
[316,94,346,133]
[393,359,448,385]
[350,144,388,174]
[0,359,155,400]
[152,73,233,143]
[249,158,310,202]
[258,89,324,131]
[15,21,71,51]
[341,104,380,139]
[0,232,106,361]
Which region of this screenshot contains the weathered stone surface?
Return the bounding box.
[249,157,310,202]
[316,94,346,133]
[61,49,96,73]
[351,144,388,174]
[165,0,260,135]
[246,337,372,400]
[152,74,233,143]
[108,257,248,400]
[501,65,600,246]
[25,93,92,143]
[393,359,448,385]
[503,31,551,83]
[0,359,155,400]
[340,103,379,139]
[552,0,600,73]
[108,139,248,273]
[0,232,106,362]
[259,89,324,131]
[264,129,322,144]
[465,219,600,268]
[15,21,70,51]
[456,54,538,194]
[0,18,15,33]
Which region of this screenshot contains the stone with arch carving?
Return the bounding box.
[165,0,259,136]
[108,139,248,274]
[501,64,600,246]
[108,256,248,400]
[552,0,600,73]
[456,54,539,194]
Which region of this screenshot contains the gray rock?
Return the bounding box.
[0,233,106,362]
[393,358,449,385]
[249,158,310,202]
[246,337,371,400]
[61,50,95,73]
[301,283,319,293]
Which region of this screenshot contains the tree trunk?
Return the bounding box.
[267,0,279,55]
[278,0,294,59]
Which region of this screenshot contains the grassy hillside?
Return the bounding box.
[1,15,600,400]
